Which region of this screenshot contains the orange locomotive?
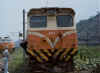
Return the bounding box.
[21,7,78,72]
[0,36,15,52]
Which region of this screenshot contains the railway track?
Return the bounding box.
[8,58,97,73]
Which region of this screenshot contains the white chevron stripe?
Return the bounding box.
[28,32,54,48]
[62,31,75,37]
[28,32,45,38]
[53,31,75,47]
[53,36,60,47]
[28,31,75,48]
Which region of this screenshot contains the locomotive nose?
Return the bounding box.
[48,32,62,42]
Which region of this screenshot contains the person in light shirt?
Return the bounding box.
[3,46,9,73]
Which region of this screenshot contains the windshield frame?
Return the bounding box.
[29,15,47,28]
[56,15,73,27]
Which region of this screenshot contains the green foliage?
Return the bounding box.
[74,45,100,70]
[8,48,24,73]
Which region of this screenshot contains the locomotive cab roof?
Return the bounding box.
[28,7,75,16]
[27,7,76,28]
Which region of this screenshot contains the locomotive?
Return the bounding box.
[0,35,15,52]
[21,7,78,72]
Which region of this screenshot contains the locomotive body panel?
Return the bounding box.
[28,30,77,50]
[27,29,78,62]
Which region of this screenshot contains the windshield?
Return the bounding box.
[57,15,73,27]
[30,16,47,28]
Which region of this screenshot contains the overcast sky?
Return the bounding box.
[0,0,100,40]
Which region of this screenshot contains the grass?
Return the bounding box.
[74,45,100,69]
[78,45,100,57]
[8,48,24,73]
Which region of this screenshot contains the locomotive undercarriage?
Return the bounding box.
[27,49,76,72]
[29,56,74,72]
[20,41,77,72]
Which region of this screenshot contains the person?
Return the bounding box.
[3,46,9,73]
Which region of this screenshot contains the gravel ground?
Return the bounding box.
[8,60,95,73]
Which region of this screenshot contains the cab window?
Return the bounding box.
[57,15,73,27]
[30,16,47,28]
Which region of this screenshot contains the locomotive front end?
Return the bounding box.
[21,7,78,72]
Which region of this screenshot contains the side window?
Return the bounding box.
[30,16,47,28]
[57,15,73,27]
